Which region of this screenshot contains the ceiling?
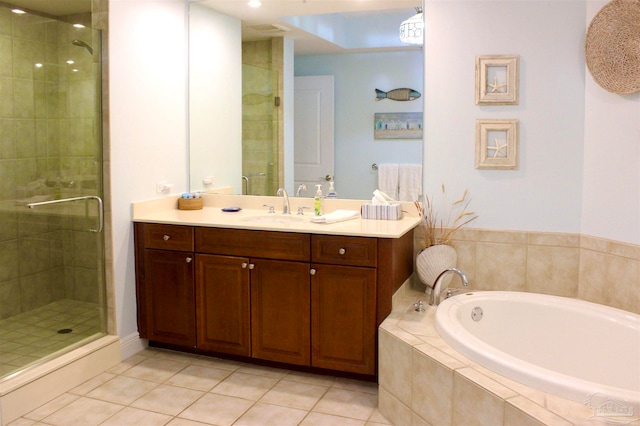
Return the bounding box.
[1,0,422,55]
[198,0,422,55]
[0,0,90,16]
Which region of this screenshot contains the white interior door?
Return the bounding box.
[294,75,334,197]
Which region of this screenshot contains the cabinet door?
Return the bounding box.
[143,249,196,347]
[195,254,251,356]
[251,259,311,366]
[311,264,377,375]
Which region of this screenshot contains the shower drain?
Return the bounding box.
[57,328,73,334]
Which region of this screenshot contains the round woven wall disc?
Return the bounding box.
[585,0,640,94]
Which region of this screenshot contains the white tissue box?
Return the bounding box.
[360,203,403,220]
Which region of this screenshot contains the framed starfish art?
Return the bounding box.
[475,119,519,169]
[475,55,519,105]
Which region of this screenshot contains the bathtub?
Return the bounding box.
[435,291,640,409]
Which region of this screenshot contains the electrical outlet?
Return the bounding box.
[203,176,215,186]
[156,182,172,193]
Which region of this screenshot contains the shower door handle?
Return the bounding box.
[27,195,104,233]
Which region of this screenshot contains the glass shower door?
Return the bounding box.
[242,64,279,196]
[0,6,106,379]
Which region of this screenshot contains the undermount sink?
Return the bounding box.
[241,214,306,224]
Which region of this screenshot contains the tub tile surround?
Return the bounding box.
[413,227,640,314]
[386,225,639,425]
[379,288,639,426]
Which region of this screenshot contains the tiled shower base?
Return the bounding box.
[0,299,103,378]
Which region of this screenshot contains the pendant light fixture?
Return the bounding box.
[399,7,424,45]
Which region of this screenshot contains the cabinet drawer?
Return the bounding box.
[142,224,194,252]
[196,228,310,262]
[311,235,377,267]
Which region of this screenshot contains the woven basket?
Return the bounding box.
[585,0,640,94]
[177,198,203,210]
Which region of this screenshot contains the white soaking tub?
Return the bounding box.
[435,291,640,409]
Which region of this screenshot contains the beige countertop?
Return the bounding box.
[132,194,420,239]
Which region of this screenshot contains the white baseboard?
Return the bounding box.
[119,332,148,360]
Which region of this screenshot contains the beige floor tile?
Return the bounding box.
[100,406,172,426]
[165,364,232,391]
[259,379,329,410]
[283,370,337,387]
[69,372,117,395]
[178,393,253,426]
[166,418,214,426]
[368,409,393,424]
[6,418,39,426]
[87,375,158,405]
[123,357,189,383]
[334,377,379,394]
[190,356,244,372]
[211,371,279,401]
[23,393,79,421]
[107,353,148,375]
[313,388,378,421]
[236,364,290,379]
[154,349,203,364]
[234,402,308,426]
[41,397,123,426]
[300,412,367,425]
[130,384,204,416]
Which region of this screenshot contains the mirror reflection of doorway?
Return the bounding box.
[294,75,335,196]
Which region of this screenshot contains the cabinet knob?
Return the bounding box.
[163,235,170,241]
[310,268,316,275]
[249,263,255,270]
[241,262,248,269]
[338,248,346,255]
[186,257,192,263]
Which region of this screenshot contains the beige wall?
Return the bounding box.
[413,227,640,314]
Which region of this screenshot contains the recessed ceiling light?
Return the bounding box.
[11,8,26,14]
[73,24,86,29]
[248,0,262,8]
[66,60,75,65]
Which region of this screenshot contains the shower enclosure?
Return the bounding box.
[0,5,106,380]
[242,63,279,196]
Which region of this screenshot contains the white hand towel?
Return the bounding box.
[378,163,399,201]
[311,209,360,224]
[398,164,422,202]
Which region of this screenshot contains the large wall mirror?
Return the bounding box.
[189,0,424,200]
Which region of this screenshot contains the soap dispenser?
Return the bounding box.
[326,180,337,199]
[314,184,324,216]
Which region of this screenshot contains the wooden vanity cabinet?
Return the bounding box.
[134,223,196,347]
[195,228,312,366]
[311,235,378,375]
[135,222,414,378]
[250,259,311,366]
[195,254,251,356]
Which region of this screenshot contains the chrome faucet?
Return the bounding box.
[276,187,290,214]
[429,268,469,306]
[296,183,307,197]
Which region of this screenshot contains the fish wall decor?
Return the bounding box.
[375,88,421,101]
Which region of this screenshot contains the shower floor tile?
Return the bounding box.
[0,299,103,378]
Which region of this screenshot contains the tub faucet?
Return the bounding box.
[429,268,469,306]
[276,187,290,214]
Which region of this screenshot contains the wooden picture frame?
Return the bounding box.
[374,112,423,139]
[475,55,519,105]
[475,119,519,169]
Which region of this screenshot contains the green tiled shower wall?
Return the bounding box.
[0,6,103,320]
[242,39,283,196]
